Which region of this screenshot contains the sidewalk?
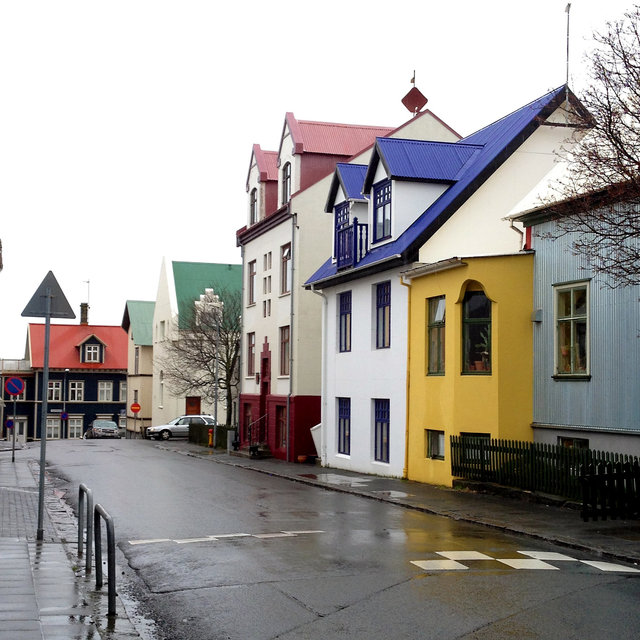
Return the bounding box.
[164,441,640,567]
[0,445,142,640]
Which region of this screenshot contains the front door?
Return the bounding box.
[185,396,201,415]
[14,418,27,445]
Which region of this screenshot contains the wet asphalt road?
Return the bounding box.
[33,439,640,640]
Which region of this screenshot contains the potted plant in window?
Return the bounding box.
[474,329,490,371]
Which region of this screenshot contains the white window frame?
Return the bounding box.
[69,380,84,401]
[68,417,84,439]
[48,380,62,402]
[119,381,127,402]
[98,381,113,402]
[553,280,590,377]
[46,417,61,439]
[85,344,100,363]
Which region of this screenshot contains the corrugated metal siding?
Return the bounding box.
[377,138,481,181]
[531,222,640,434]
[298,121,393,156]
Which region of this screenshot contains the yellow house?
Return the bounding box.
[402,253,534,487]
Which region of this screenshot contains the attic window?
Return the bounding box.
[250,188,258,225]
[373,180,392,242]
[282,162,291,203]
[85,344,101,363]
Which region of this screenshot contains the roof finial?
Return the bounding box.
[402,72,428,116]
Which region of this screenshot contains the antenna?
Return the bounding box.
[565,3,571,110]
[83,279,90,306]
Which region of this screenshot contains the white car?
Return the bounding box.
[146,415,215,440]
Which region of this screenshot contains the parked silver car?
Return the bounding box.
[85,420,121,439]
[146,414,215,441]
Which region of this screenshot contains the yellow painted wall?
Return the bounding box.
[405,254,533,486]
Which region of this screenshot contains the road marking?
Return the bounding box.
[412,560,468,571]
[580,560,640,573]
[410,550,640,573]
[497,558,559,570]
[128,530,326,546]
[437,551,494,561]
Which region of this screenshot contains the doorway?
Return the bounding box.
[185,396,201,415]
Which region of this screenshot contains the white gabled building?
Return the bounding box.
[307,85,587,478]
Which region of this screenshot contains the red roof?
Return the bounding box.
[28,323,128,370]
[286,112,394,156]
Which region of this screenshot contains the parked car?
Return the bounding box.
[146,414,215,441]
[84,420,121,439]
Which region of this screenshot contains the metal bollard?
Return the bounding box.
[78,484,94,574]
[94,503,117,617]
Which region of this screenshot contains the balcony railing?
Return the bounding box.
[336,217,369,269]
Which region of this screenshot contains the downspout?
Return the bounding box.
[505,216,525,250]
[287,213,297,462]
[399,275,412,480]
[309,284,327,465]
[238,245,245,446]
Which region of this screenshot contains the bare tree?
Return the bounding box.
[158,286,241,425]
[546,5,640,287]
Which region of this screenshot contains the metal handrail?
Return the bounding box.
[78,483,94,574]
[94,503,117,617]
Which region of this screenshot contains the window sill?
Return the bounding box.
[461,371,491,376]
[427,455,445,461]
[427,372,445,377]
[247,302,256,308]
[279,291,291,298]
[552,374,591,381]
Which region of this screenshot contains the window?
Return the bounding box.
[426,429,445,460]
[427,296,446,374]
[334,202,350,259]
[159,370,164,407]
[264,251,272,270]
[46,417,61,439]
[555,282,589,376]
[98,381,113,402]
[339,291,352,352]
[280,243,291,294]
[159,321,166,340]
[375,281,391,349]
[374,399,390,463]
[276,405,287,449]
[68,381,84,402]
[263,299,271,317]
[134,346,140,375]
[250,188,258,225]
[85,344,100,362]
[68,417,83,439]
[460,432,490,464]
[280,326,290,376]
[263,276,271,295]
[247,333,256,376]
[248,260,256,305]
[373,180,392,242]
[48,380,61,401]
[462,290,491,374]
[337,397,351,455]
[282,162,291,203]
[558,436,589,449]
[119,381,127,402]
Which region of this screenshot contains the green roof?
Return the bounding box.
[122,300,155,346]
[172,262,242,329]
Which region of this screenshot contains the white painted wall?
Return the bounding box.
[321,270,407,477]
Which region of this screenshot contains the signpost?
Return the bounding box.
[5,376,25,463]
[22,271,75,541]
[130,402,141,438]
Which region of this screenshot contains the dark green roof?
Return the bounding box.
[122,300,155,346]
[172,262,242,329]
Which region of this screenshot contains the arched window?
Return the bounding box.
[462,289,491,374]
[282,162,291,203]
[249,188,258,225]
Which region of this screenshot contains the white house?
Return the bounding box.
[306,85,588,477]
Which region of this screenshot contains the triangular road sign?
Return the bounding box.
[21,271,76,319]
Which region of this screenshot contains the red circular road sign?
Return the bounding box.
[4,377,25,396]
[130,402,141,414]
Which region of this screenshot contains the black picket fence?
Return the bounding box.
[580,460,640,522]
[450,436,640,508]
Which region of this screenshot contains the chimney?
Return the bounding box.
[80,303,89,325]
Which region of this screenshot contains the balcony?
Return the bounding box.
[336,217,369,270]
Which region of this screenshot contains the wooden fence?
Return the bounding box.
[450,436,639,508]
[580,460,640,522]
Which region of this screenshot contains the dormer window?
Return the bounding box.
[282,162,291,203]
[250,188,258,225]
[85,344,100,363]
[373,180,392,242]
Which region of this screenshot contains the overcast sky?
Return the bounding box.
[0,0,635,358]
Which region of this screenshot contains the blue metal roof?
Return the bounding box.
[338,163,369,200]
[306,85,569,287]
[366,138,482,187]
